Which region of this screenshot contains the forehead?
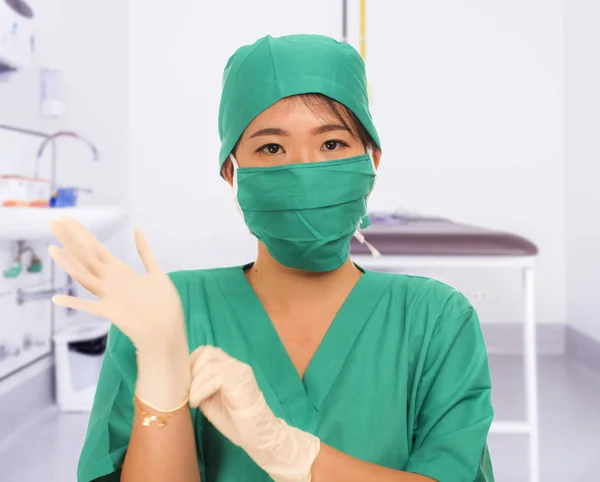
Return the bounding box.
[247,96,340,129]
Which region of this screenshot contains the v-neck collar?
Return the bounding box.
[216,265,392,430]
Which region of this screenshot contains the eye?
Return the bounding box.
[257,143,284,155]
[322,140,349,151]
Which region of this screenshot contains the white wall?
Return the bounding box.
[564,0,600,342]
[128,0,565,325]
[0,0,128,379]
[367,1,565,325]
[128,0,342,271]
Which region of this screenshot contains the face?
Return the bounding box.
[222,97,381,185]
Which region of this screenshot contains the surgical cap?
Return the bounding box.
[218,34,381,173]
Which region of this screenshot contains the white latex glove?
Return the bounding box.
[189,346,321,482]
[48,216,190,410]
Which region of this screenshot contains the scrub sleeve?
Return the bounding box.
[405,295,495,482]
[76,272,202,482]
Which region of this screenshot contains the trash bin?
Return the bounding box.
[53,320,110,412]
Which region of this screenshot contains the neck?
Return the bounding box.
[245,243,362,309]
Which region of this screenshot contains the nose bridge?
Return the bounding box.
[291,144,313,164]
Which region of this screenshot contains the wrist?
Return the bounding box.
[246,419,321,482]
[135,341,191,410]
[138,323,189,355]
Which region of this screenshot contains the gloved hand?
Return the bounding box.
[189,346,321,482]
[48,216,191,410]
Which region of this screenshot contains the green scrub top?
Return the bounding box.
[78,266,495,482]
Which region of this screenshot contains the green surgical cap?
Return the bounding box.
[218,34,381,173]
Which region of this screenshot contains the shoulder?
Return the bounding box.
[167,265,241,282]
[376,271,472,312]
[166,266,245,347]
[167,265,242,297]
[374,271,476,337]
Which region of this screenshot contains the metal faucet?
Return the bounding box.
[16,273,77,316]
[34,131,100,192]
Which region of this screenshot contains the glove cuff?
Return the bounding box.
[247,418,321,482]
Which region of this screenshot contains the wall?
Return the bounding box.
[0,0,65,381]
[128,0,342,271]
[364,0,565,325]
[564,0,600,342]
[0,0,129,381]
[128,0,565,325]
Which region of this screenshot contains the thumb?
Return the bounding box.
[190,373,223,408]
[134,229,161,274]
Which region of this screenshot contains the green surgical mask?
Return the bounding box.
[231,152,377,272]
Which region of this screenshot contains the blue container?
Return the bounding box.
[50,188,79,208]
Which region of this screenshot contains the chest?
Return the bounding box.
[267,307,337,379]
[194,272,420,479]
[199,342,413,482]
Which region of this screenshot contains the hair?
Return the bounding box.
[295,93,376,150]
[230,93,376,161]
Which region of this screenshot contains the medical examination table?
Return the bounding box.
[351,217,540,482]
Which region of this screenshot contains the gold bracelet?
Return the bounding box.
[135,391,191,413]
[133,393,190,428]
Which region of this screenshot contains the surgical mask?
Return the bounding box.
[230,151,380,272]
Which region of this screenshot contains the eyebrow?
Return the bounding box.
[250,127,289,138]
[249,124,352,139]
[312,124,352,135]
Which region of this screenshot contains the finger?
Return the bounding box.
[189,373,223,408]
[48,245,103,295]
[134,229,161,274]
[52,294,106,318]
[189,346,203,367]
[190,345,228,367]
[190,346,231,376]
[190,348,253,398]
[61,216,112,263]
[48,219,105,275]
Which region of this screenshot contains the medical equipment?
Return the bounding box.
[53,321,109,411]
[351,216,540,482]
[0,175,50,207]
[49,217,192,413]
[2,239,41,278]
[50,186,93,208]
[341,0,371,98]
[189,346,320,482]
[0,0,35,81]
[232,152,376,273]
[40,67,66,118]
[218,34,380,174]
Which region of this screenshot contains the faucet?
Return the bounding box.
[34,131,100,193]
[16,273,77,316]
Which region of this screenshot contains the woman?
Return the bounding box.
[51,34,494,482]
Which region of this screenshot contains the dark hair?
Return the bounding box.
[296,93,376,150]
[231,93,376,157]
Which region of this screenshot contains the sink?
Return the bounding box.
[0,206,128,242]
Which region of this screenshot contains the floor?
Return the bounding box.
[0,355,599,482]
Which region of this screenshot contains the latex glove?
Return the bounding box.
[189,346,321,482]
[48,216,190,410]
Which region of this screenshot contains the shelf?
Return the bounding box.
[0,343,51,380]
[0,206,127,242]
